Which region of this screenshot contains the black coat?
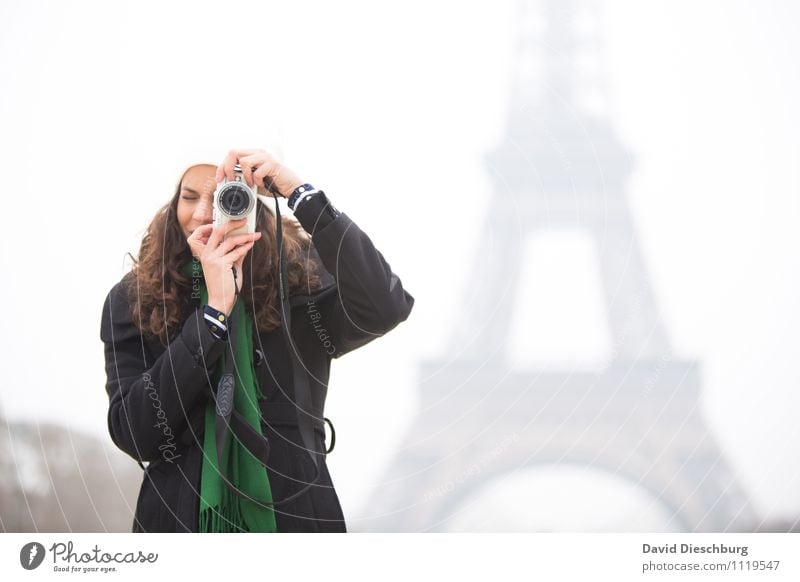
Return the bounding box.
[100,192,414,532]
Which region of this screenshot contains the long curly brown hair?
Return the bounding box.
[125,176,323,347]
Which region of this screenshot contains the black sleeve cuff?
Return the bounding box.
[179,306,228,369]
[202,304,229,341]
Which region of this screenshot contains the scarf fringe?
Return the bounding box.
[199,479,248,533]
[199,486,278,533]
[199,503,248,533]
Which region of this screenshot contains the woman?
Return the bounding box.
[100,148,414,532]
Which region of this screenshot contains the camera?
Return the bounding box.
[213,164,257,237]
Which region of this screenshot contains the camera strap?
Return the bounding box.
[212,189,323,508]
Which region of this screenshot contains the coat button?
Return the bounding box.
[254,349,265,367]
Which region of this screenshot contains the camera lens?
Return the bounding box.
[218,183,254,217]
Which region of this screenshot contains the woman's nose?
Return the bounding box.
[194,199,213,223]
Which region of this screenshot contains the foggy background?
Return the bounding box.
[0,0,798,532]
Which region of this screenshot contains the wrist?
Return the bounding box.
[284,179,305,198]
[207,298,232,316]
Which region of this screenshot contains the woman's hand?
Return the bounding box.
[215,148,305,198]
[186,218,262,316]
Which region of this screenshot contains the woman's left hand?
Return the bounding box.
[215,148,305,198]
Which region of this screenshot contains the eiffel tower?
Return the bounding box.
[359,0,757,531]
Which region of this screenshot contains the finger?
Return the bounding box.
[252,158,278,189]
[186,224,213,250]
[241,163,254,187]
[216,154,232,182]
[222,240,255,265]
[239,154,262,187]
[188,224,214,239]
[221,149,263,182]
[218,151,240,182]
[217,231,261,256]
[207,218,247,251]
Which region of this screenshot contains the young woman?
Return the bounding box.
[100,148,414,532]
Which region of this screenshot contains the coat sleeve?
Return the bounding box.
[100,275,228,463]
[293,190,415,359]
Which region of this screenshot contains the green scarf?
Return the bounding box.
[181,259,278,532]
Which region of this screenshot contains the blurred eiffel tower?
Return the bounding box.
[360,0,757,531]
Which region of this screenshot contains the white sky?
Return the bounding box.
[0,0,798,527]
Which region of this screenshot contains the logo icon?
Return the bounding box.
[20,542,46,570]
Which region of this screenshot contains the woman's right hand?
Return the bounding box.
[186,218,262,316]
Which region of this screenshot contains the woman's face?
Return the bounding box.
[177,164,218,239]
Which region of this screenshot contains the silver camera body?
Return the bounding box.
[213,164,257,238]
